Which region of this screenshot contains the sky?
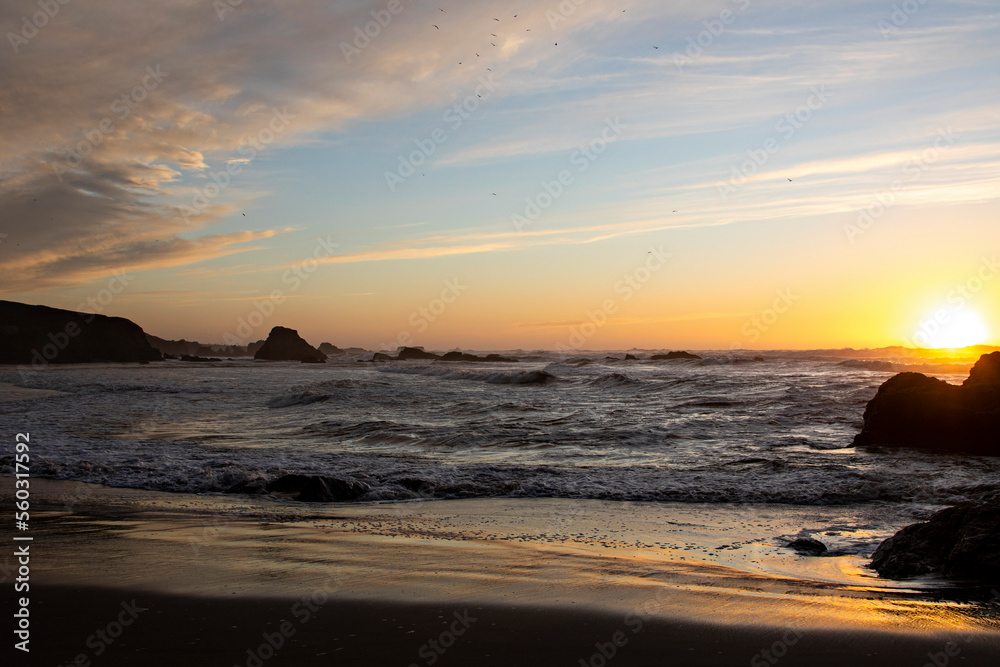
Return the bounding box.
[1,0,999,351]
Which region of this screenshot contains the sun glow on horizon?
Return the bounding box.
[915,307,991,349]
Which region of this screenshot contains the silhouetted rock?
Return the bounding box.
[396,347,440,360]
[870,499,1000,580]
[852,352,1000,455]
[441,351,477,362]
[483,353,517,362]
[625,354,638,361]
[370,353,393,362]
[753,356,765,362]
[651,351,702,360]
[0,300,162,365]
[786,538,828,555]
[179,354,220,362]
[318,342,344,356]
[254,327,327,363]
[265,474,370,502]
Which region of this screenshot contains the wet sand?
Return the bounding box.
[3,480,999,666]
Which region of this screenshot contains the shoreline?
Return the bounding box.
[2,480,999,664]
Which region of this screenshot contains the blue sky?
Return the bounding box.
[2,0,999,349]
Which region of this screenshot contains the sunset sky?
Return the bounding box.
[1,0,998,351]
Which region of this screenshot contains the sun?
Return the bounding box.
[923,308,990,349]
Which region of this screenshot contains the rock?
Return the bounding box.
[482,353,517,363]
[318,342,344,356]
[254,326,327,363]
[265,474,370,502]
[786,538,828,555]
[0,300,162,365]
[225,478,268,495]
[852,352,1000,455]
[651,351,702,360]
[370,353,393,362]
[625,354,639,361]
[870,500,1000,580]
[179,354,220,362]
[441,351,478,362]
[396,347,440,360]
[300,356,325,364]
[753,356,765,362]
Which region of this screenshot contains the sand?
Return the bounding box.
[2,479,999,666]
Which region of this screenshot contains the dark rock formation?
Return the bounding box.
[625,354,639,361]
[651,351,702,360]
[0,300,162,365]
[786,538,828,555]
[852,352,1000,455]
[753,356,765,362]
[396,347,439,361]
[870,499,1000,580]
[253,327,326,363]
[179,354,220,363]
[265,474,370,502]
[318,342,344,356]
[371,349,518,363]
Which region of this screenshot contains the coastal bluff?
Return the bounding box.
[852,351,1000,455]
[0,300,162,365]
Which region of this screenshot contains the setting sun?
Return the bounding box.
[920,308,991,349]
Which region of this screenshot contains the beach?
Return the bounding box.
[5,479,999,666]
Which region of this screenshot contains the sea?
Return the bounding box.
[3,352,999,528]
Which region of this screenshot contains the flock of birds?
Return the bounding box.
[420,8,797,206]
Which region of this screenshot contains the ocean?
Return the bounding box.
[4,353,998,524]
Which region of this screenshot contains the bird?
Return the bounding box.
[787,178,793,182]
[653,46,659,49]
[432,24,439,29]
[242,213,246,216]
[491,193,497,196]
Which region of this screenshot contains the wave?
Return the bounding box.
[589,373,640,388]
[267,391,331,408]
[378,365,557,385]
[837,360,898,371]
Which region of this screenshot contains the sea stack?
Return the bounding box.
[254,326,326,363]
[852,351,1000,455]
